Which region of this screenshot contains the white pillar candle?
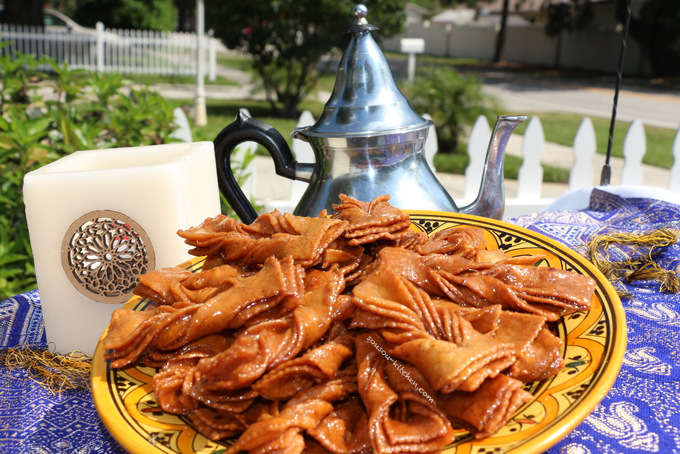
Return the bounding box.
[23,141,221,356]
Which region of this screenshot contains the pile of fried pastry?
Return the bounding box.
[102,194,596,454]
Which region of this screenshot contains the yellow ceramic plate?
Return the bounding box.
[91,211,626,454]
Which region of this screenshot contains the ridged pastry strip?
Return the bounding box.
[223,399,334,454]
[439,374,533,438]
[103,256,300,367]
[252,335,355,400]
[188,270,348,393]
[356,333,456,453]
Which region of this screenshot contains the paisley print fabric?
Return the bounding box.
[1,187,678,453]
[0,290,125,453]
[513,188,680,453]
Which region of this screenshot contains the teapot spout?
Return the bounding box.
[459,115,527,220]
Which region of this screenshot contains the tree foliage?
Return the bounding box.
[173,0,195,32]
[1,0,44,25]
[544,0,680,77]
[617,0,680,76]
[206,0,407,117]
[71,0,177,31]
[544,0,594,37]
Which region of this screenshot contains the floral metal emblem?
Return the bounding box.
[62,210,155,304]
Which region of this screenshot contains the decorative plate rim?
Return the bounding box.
[91,211,626,454]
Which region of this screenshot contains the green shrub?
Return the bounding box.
[401,66,500,154]
[0,53,180,299]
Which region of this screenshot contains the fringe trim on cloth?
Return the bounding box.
[1,346,92,394]
[584,228,680,298]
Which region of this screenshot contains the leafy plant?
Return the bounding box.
[0,50,46,108]
[0,53,182,299]
[401,66,500,154]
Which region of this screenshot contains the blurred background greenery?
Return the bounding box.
[1,0,677,298]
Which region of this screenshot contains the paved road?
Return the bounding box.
[467,71,680,130]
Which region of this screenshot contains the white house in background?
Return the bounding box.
[420,0,621,30]
[387,1,650,75]
[401,1,545,28]
[404,3,429,25]
[430,8,478,26]
[425,1,535,29]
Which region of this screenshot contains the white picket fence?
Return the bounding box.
[256,111,680,218]
[467,115,680,217]
[0,22,217,79]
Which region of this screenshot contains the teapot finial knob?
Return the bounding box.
[353,4,368,25]
[349,4,376,32]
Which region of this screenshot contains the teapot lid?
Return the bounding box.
[303,4,431,138]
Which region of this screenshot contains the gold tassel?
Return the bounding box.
[1,346,92,395]
[584,228,679,297]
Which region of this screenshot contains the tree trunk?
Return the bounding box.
[553,30,562,69]
[174,0,194,32]
[493,0,510,63]
[3,0,43,26]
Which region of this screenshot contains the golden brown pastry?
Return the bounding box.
[102,194,596,453]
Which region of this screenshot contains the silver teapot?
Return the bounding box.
[214,4,525,224]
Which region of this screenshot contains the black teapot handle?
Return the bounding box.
[214,109,297,224]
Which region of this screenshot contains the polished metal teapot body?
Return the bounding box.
[214,5,525,223]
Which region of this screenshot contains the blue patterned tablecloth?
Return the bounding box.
[1,188,679,454]
[514,188,680,454]
[0,290,124,454]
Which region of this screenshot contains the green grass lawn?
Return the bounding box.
[216,54,255,73]
[124,72,237,87]
[514,113,677,169]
